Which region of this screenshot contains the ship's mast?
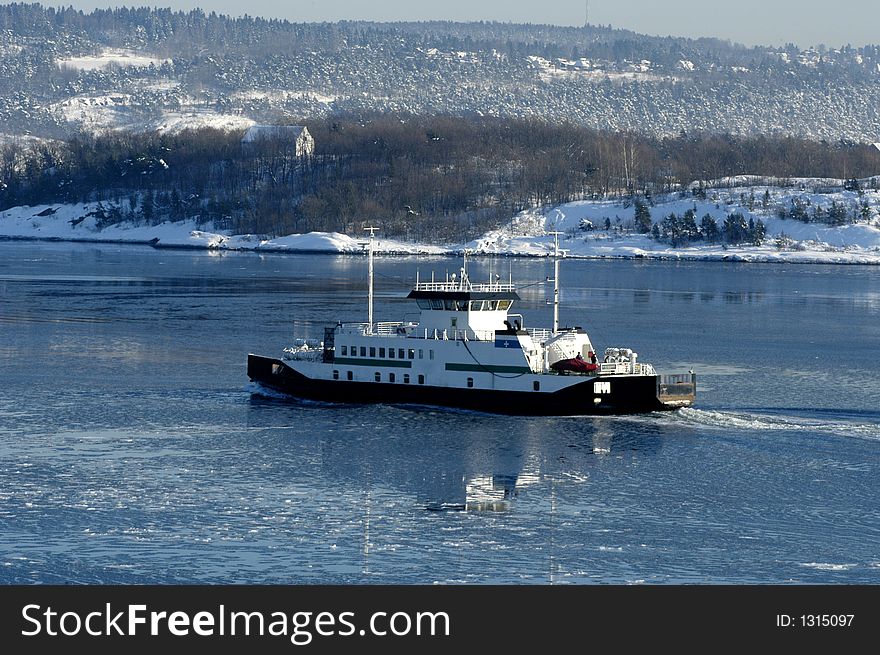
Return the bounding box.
[460,249,469,289]
[365,226,378,334]
[549,231,563,334]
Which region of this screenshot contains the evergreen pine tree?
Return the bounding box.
[141,191,155,224]
[682,208,699,241]
[634,199,652,234]
[723,212,748,244]
[828,201,848,226]
[752,219,766,245]
[700,214,719,243]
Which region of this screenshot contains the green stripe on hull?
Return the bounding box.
[333,357,412,368]
[445,363,531,374]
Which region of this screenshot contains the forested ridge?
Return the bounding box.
[3,115,879,242]
[2,4,880,140]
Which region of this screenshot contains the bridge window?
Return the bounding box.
[340,346,347,356]
[417,299,431,310]
[470,300,482,311]
[379,347,385,357]
[486,300,498,310]
[375,372,381,382]
[389,372,396,383]
[333,370,339,380]
[498,300,512,311]
[346,371,353,381]
[431,299,443,310]
[418,374,425,385]
[467,377,474,388]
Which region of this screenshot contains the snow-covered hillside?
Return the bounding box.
[466,183,880,263]
[4,7,880,141]
[2,182,879,263]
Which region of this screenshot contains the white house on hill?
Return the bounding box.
[242,125,314,157]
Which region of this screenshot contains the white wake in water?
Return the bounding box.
[243,381,291,400]
[669,407,880,441]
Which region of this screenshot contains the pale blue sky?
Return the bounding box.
[49,1,880,48]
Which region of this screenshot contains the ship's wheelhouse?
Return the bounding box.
[407,287,520,341]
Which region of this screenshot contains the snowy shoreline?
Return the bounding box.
[3,182,880,265]
[3,233,880,266]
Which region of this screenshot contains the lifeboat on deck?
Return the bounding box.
[550,356,599,374]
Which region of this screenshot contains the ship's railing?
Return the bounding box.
[375,322,407,335]
[412,327,496,341]
[282,346,323,362]
[600,362,632,375]
[596,361,656,376]
[337,322,370,335]
[412,281,516,292]
[525,327,553,343]
[338,321,405,335]
[660,372,695,385]
[337,322,499,341]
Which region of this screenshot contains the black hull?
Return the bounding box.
[247,355,694,416]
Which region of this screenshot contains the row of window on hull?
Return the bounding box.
[415,299,513,311]
[331,371,540,391]
[341,345,433,360]
[333,370,425,384]
[465,377,540,391]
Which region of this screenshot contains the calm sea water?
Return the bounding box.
[0,242,878,584]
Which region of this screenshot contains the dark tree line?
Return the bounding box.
[778,196,867,225]
[2,114,879,243]
[644,208,767,247]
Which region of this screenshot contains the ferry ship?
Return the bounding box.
[248,230,696,415]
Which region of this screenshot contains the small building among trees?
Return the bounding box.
[241,125,314,157]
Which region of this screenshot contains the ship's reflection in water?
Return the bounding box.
[245,396,679,582]
[420,416,638,512]
[247,395,668,517]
